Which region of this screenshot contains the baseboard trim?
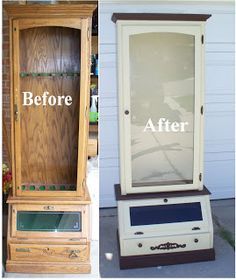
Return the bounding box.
[6,260,91,274]
[119,247,215,269]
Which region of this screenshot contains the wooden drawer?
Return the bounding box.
[10,243,90,263]
[121,233,211,256]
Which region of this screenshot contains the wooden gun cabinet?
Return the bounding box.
[112,13,215,269]
[5,3,96,274]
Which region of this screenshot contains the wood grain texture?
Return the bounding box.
[8,237,88,245]
[20,77,80,186]
[5,5,95,274]
[13,20,22,197]
[88,138,98,157]
[19,27,81,187]
[6,260,91,274]
[18,18,82,30]
[20,27,81,73]
[76,18,91,196]
[9,18,16,196]
[7,184,91,203]
[11,204,89,239]
[10,243,89,263]
[4,4,97,18]
[9,15,93,197]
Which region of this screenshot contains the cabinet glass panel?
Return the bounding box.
[129,32,195,187]
[17,211,81,232]
[19,27,81,192]
[130,202,202,226]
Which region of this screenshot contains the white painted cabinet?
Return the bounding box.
[99,1,235,207]
[113,14,215,268]
[114,15,210,194]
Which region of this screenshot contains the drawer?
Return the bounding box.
[10,243,90,262]
[121,233,211,256]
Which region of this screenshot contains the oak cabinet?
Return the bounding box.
[9,12,92,198]
[5,3,96,274]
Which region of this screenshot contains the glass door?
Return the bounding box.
[17,211,82,232]
[118,23,203,194]
[11,204,89,239]
[12,18,90,196]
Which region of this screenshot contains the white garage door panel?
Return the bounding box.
[205,160,235,199]
[205,113,234,141]
[100,68,117,94]
[206,13,235,43]
[99,167,119,208]
[206,65,235,92]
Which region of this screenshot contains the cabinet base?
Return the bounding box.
[118,247,215,270]
[6,260,91,274]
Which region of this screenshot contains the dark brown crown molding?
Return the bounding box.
[112,13,211,23]
[114,184,211,201]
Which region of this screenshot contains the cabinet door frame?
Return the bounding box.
[11,18,91,197]
[11,203,89,239]
[118,195,213,239]
[117,20,205,194]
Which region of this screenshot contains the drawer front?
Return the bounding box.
[10,243,89,262]
[118,196,212,238]
[121,233,211,256]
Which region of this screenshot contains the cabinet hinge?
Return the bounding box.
[201,105,204,115]
[199,173,202,181]
[81,178,86,189]
[14,104,19,121]
[201,35,204,44]
[87,27,90,40]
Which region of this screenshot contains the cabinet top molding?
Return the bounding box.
[4,4,97,18]
[111,13,211,23]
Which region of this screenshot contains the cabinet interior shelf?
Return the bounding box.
[20,72,80,77]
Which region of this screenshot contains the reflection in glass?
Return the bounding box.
[129,32,195,186]
[17,211,81,232]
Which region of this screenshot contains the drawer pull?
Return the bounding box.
[16,248,30,253]
[137,243,143,248]
[68,250,80,259]
[150,242,186,251]
[194,238,199,243]
[134,232,144,235]
[192,227,200,231]
[69,238,81,241]
[43,205,55,210]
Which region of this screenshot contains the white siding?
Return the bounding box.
[99,1,235,207]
